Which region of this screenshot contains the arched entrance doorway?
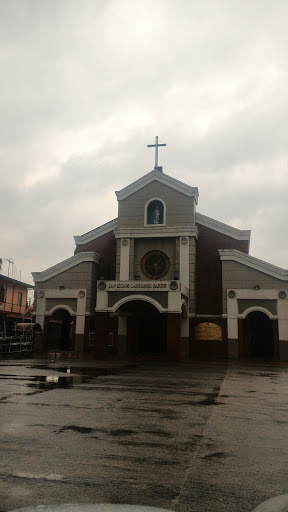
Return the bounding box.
[244,311,274,358]
[120,300,167,355]
[47,309,73,351]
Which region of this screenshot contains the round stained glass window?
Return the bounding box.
[141,250,170,280]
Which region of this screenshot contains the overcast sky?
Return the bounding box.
[1,0,288,285]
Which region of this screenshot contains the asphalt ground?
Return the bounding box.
[0,359,287,512]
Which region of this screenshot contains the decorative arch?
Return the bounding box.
[46,306,74,351]
[144,198,166,226]
[110,294,166,313]
[243,309,274,358]
[240,306,276,320]
[47,304,75,316]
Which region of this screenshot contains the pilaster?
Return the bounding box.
[119,238,130,280]
[179,236,189,288]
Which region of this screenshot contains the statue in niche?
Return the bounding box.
[153,205,160,224]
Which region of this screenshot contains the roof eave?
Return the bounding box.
[115,170,199,202]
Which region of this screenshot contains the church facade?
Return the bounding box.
[32,167,288,361]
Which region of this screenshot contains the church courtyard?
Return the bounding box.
[0,359,287,512]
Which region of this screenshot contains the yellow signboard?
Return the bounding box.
[195,322,222,341]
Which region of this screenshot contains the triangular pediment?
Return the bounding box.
[196,213,251,241]
[219,249,288,280]
[32,252,100,282]
[115,170,199,202]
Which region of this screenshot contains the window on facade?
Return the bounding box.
[0,285,5,303]
[89,331,95,346]
[17,292,22,306]
[147,200,164,225]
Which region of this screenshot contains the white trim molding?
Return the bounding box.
[73,202,250,249]
[109,294,167,313]
[197,213,251,241]
[48,304,75,316]
[219,249,288,280]
[228,289,286,300]
[114,226,199,239]
[32,252,100,283]
[239,306,277,320]
[226,288,288,342]
[96,280,185,314]
[34,288,87,335]
[115,170,199,202]
[74,218,118,245]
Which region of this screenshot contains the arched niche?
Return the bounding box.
[144,198,166,226]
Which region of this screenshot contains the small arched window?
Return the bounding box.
[146,199,165,225]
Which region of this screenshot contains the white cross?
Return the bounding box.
[147,136,166,169]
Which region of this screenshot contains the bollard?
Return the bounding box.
[252,495,288,512]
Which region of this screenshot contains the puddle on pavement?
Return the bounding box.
[190,387,222,406]
[109,428,135,436]
[26,367,128,391]
[26,374,88,391]
[257,372,277,378]
[30,365,134,377]
[116,440,165,448]
[202,451,227,460]
[0,364,135,393]
[0,374,41,381]
[57,425,96,434]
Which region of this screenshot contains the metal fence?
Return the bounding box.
[0,335,33,356]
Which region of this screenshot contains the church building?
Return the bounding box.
[32,142,288,361]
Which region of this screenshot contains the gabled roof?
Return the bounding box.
[115,170,199,202]
[0,274,34,288]
[74,218,118,246]
[196,213,251,241]
[219,249,288,280]
[73,212,251,246]
[32,252,100,283]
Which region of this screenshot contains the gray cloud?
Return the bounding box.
[1,0,288,283]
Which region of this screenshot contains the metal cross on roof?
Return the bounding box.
[147,136,166,170]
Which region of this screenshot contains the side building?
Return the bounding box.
[0,274,34,335]
[32,168,288,360]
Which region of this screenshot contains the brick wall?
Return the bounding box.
[75,231,117,280]
[196,224,249,314]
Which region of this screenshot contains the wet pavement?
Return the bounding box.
[0,359,288,512]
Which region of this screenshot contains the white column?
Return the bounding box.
[119,239,130,280]
[168,291,182,313]
[227,294,238,339]
[278,299,288,341]
[179,237,189,288]
[35,293,46,329]
[75,294,86,335]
